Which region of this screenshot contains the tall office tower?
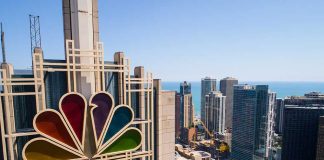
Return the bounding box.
[220,77,238,129]
[178,93,194,143]
[179,81,194,128]
[177,81,194,142]
[282,92,324,160]
[175,93,181,138]
[153,80,175,160]
[200,77,217,125]
[183,94,194,128]
[180,81,191,95]
[205,91,226,134]
[266,92,276,158]
[316,116,324,160]
[274,98,284,134]
[232,85,276,160]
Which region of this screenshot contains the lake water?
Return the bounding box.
[162,81,324,116]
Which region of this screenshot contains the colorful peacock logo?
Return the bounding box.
[22,92,142,159]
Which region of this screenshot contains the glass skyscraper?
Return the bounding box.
[180,81,191,95]
[282,106,324,160]
[232,85,275,160]
[282,92,324,160]
[201,77,217,124]
[274,98,284,135]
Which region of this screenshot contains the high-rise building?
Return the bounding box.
[274,98,284,134]
[220,77,238,129]
[183,94,194,128]
[316,116,324,160]
[179,81,194,129]
[282,92,324,160]
[232,85,275,160]
[282,106,324,160]
[175,93,181,138]
[266,92,276,158]
[201,77,217,124]
[180,81,191,95]
[153,79,175,160]
[205,91,226,134]
[177,81,194,142]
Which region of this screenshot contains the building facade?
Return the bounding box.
[274,98,284,135]
[179,81,194,129]
[266,92,276,158]
[316,116,324,160]
[232,85,275,160]
[220,77,238,129]
[175,93,182,138]
[282,92,324,160]
[200,77,217,125]
[205,91,226,134]
[183,94,194,128]
[177,81,194,142]
[154,79,176,160]
[180,81,191,95]
[282,106,324,160]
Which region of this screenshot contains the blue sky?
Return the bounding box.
[0,0,324,81]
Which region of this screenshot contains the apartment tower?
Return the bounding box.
[200,77,217,124]
[220,77,238,129]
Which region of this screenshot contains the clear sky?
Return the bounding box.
[1,0,324,81]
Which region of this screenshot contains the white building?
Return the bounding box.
[266,92,276,158]
[205,91,226,134]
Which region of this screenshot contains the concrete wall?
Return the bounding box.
[154,79,175,160]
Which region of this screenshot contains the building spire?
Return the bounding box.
[1,22,7,63]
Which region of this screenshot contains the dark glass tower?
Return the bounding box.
[282,106,324,160]
[274,98,284,134]
[316,116,324,160]
[232,85,274,160]
[180,81,191,95]
[282,93,324,160]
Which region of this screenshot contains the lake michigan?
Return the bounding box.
[162,81,324,117]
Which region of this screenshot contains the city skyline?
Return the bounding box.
[1,0,324,81]
[2,1,324,160]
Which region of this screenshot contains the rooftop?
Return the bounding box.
[285,105,324,109]
[221,77,238,80]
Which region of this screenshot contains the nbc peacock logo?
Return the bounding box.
[22,92,142,159]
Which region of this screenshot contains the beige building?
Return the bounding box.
[154,80,176,160]
[183,94,194,128]
[219,77,238,129]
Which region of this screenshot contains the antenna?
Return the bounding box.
[1,22,6,63]
[29,15,42,56]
